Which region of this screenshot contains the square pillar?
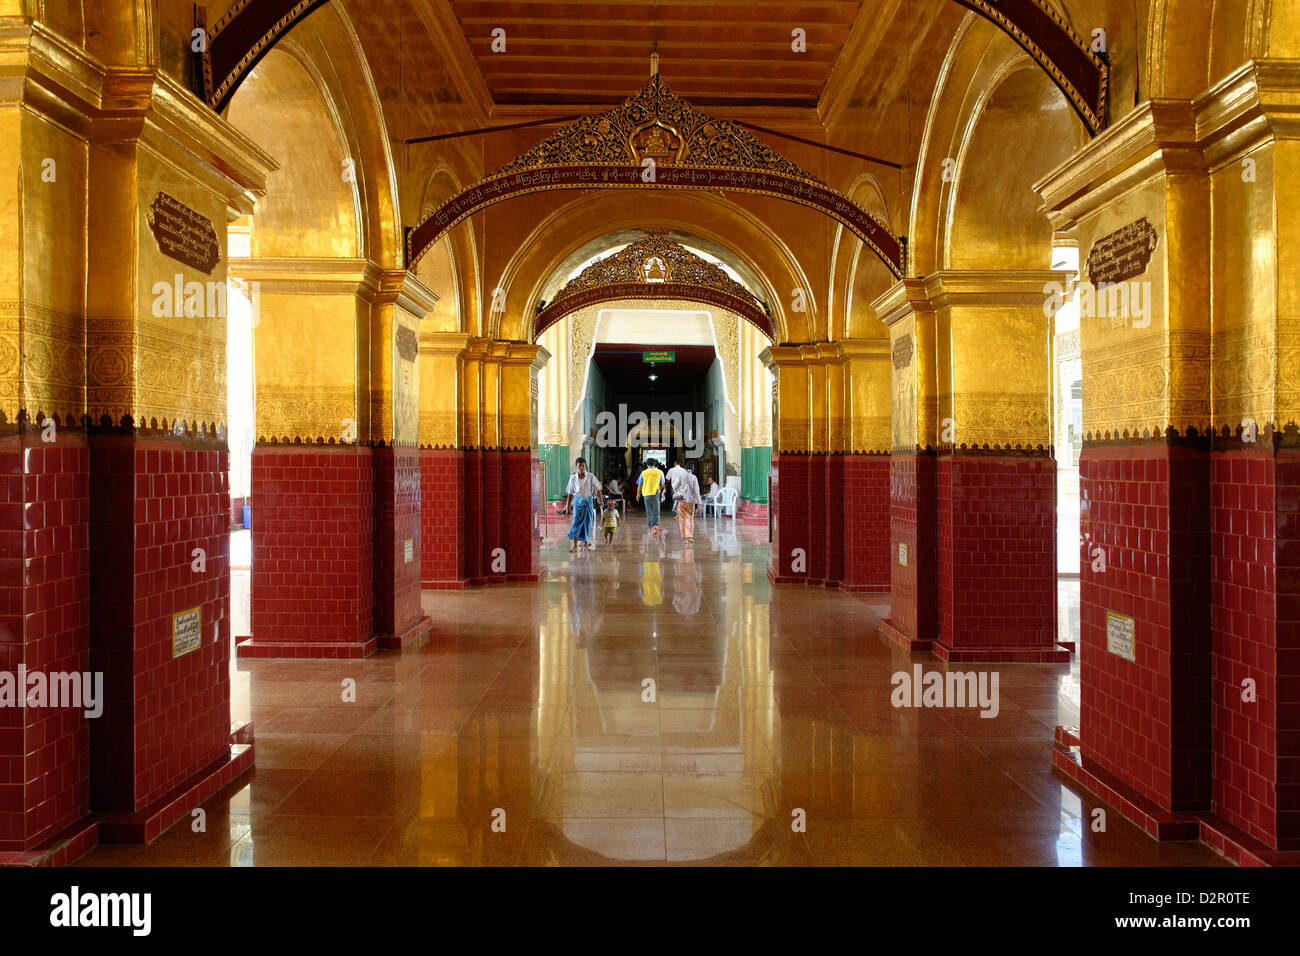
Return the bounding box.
[836,340,892,592]
[761,346,811,584]
[1038,99,1216,834]
[370,271,436,650]
[419,332,472,589]
[235,258,380,659]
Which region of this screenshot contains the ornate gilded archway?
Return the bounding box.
[408,76,903,279]
[535,233,774,341]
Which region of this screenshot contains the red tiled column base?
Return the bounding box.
[879,618,932,652]
[421,448,467,587]
[237,636,377,660]
[842,454,891,592]
[463,449,485,584]
[501,451,544,582]
[808,454,830,585]
[1051,733,1300,866]
[738,500,768,524]
[935,454,1061,663]
[97,740,254,845]
[0,435,91,852]
[883,453,938,645]
[244,445,375,659]
[768,453,810,584]
[1212,444,1300,850]
[1079,443,1211,812]
[372,446,423,642]
[89,437,232,813]
[376,615,434,651]
[0,816,101,868]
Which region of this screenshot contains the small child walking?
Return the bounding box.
[602,501,620,544]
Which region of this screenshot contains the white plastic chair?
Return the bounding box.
[707,486,738,518]
[720,486,739,517]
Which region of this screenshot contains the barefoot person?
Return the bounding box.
[674,463,702,544]
[564,457,601,552]
[636,459,666,536]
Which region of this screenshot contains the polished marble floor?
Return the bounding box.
[78,515,1226,866]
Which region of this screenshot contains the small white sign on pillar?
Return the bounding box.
[172,606,202,659]
[898,543,908,567]
[1106,610,1135,662]
[403,539,414,564]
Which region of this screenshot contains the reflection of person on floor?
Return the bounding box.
[564,457,601,552]
[567,555,601,647]
[672,546,702,615]
[639,555,663,606]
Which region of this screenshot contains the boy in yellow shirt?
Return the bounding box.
[636,462,666,536]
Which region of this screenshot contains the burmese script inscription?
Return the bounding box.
[147,193,221,274]
[1086,218,1159,286]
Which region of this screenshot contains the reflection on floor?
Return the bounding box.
[78,515,1226,866]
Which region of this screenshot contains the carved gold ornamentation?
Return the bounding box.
[1084,331,1211,440]
[537,232,772,338]
[495,77,815,181]
[952,393,1051,449]
[256,384,358,444]
[410,77,903,278]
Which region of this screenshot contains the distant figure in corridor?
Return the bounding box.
[637,459,666,536]
[668,459,702,544]
[564,457,601,552]
[601,497,620,544]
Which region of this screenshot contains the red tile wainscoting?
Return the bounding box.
[881,453,938,651]
[373,446,431,650]
[768,454,810,584]
[462,449,484,585]
[824,455,845,586]
[87,437,235,814]
[420,449,467,588]
[1077,443,1212,814]
[502,451,542,582]
[808,455,829,585]
[841,454,891,592]
[1212,445,1299,850]
[243,445,376,659]
[934,454,1062,662]
[0,435,91,852]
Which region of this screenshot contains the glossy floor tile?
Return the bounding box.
[77,519,1227,867]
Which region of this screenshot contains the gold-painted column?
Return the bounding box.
[836,338,892,591]
[461,337,489,582]
[1036,61,1300,850]
[370,270,436,648]
[418,331,472,587]
[760,345,812,584]
[235,258,378,445]
[419,332,473,450]
[922,270,1062,453]
[1035,98,1215,821]
[499,343,551,580]
[873,279,946,648]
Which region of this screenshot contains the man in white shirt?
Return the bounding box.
[665,458,690,515]
[564,457,601,551]
[672,463,702,543]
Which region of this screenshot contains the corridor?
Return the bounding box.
[76,517,1222,867]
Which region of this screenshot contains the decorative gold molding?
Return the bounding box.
[410,76,903,278]
[536,232,772,338]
